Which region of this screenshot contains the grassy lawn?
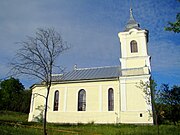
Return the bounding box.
[0,111,179,135]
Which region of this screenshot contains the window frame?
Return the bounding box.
[130,40,138,53]
[53,90,59,111]
[108,88,114,111]
[78,89,86,111]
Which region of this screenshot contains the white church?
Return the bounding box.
[28,8,153,124]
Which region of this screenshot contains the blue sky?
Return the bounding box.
[0,0,180,88]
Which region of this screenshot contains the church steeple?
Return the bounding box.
[118,8,151,70]
[125,8,140,31]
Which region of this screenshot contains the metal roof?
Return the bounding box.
[52,66,121,82]
[125,8,141,31]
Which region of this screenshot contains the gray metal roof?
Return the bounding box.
[125,8,141,31]
[52,66,121,82]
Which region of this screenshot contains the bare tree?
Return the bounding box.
[138,79,161,135]
[11,28,69,135]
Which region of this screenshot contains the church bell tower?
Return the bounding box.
[118,8,151,71]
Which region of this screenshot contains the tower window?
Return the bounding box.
[130,40,138,53]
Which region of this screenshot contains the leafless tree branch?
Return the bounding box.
[10,28,69,135]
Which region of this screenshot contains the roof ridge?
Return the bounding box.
[75,65,120,71]
[52,73,63,76]
[122,67,144,71]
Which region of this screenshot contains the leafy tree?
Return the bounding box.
[11,28,69,135]
[0,77,25,111]
[165,0,180,33]
[139,79,161,125]
[20,89,32,113]
[160,84,180,125]
[139,78,180,126]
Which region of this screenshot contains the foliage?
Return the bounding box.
[11,28,69,135]
[138,79,160,125]
[20,89,32,113]
[165,1,180,33]
[139,79,180,125]
[33,105,45,123]
[159,84,180,125]
[0,77,31,113]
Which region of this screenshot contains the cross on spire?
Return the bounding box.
[130,8,134,20]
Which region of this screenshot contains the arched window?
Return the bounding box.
[108,88,114,111]
[130,40,138,53]
[78,89,86,111]
[53,90,59,111]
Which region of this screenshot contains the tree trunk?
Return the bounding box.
[43,84,51,135]
[150,79,157,125]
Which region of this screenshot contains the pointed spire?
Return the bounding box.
[129,8,134,21]
[125,7,140,31]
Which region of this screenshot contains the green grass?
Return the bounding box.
[0,111,28,122]
[0,111,179,135]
